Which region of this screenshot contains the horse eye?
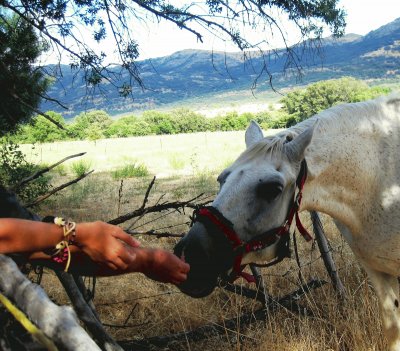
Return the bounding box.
[256,181,283,202]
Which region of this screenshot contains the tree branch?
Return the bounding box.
[11,92,66,131]
[13,152,86,190]
[25,170,94,208]
[108,193,209,225]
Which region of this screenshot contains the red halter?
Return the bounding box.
[193,159,313,283]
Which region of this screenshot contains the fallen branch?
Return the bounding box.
[25,170,94,208]
[139,176,156,211]
[0,254,100,351]
[108,193,210,225]
[125,230,185,238]
[14,152,86,189]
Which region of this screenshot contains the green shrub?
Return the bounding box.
[106,116,152,137]
[71,159,92,177]
[53,164,67,176]
[69,110,113,140]
[280,77,391,122]
[171,109,210,133]
[112,163,149,179]
[267,112,298,128]
[11,112,69,144]
[169,154,186,170]
[142,111,177,135]
[211,111,249,131]
[0,141,51,204]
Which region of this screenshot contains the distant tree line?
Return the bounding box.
[8,78,392,144]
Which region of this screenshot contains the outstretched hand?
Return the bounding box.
[140,248,190,285]
[48,221,189,284]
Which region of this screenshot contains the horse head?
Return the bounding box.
[174,121,314,297]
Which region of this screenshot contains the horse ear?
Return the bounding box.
[284,126,314,162]
[245,121,263,148]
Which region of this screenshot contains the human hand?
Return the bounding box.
[142,249,190,285]
[75,221,140,271]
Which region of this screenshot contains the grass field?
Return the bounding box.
[26,130,386,351]
[20,131,251,177]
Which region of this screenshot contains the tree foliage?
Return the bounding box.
[0,13,49,136]
[69,110,113,139]
[15,112,68,143]
[280,77,391,125]
[0,141,51,204]
[104,115,152,137]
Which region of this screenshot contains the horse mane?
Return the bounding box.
[234,134,285,164]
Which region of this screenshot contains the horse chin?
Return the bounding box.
[177,282,216,298]
[177,272,218,298]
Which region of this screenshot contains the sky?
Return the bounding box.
[41,0,400,63]
[135,0,400,60]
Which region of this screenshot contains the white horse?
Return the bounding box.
[174,94,400,350]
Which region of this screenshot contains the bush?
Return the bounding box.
[170,109,210,133]
[142,111,177,135]
[105,115,152,137]
[211,112,250,131]
[70,159,92,177]
[0,141,51,204]
[267,112,298,128]
[169,154,186,170]
[69,110,113,140]
[11,112,69,144]
[112,163,149,179]
[281,77,391,122]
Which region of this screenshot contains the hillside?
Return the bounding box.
[41,18,400,118]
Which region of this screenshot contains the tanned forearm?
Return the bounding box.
[0,218,64,254]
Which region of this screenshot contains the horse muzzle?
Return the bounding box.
[174,221,232,298]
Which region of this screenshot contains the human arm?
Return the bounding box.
[0,218,189,284]
[0,218,140,271]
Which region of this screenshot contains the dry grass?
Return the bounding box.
[36,171,387,351]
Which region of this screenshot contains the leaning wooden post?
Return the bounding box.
[72,274,101,321]
[56,271,124,351]
[310,211,346,298]
[249,264,270,307]
[0,254,100,350]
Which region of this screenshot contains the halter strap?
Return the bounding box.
[192,159,313,283]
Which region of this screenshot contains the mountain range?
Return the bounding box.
[42,18,400,119]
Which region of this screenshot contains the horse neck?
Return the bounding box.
[299,101,385,234]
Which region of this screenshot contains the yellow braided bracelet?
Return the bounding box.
[48,217,77,272]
